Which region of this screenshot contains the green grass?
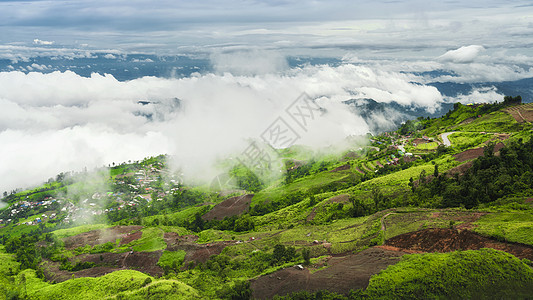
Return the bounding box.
[0,222,40,239]
[53,224,110,239]
[473,212,533,246]
[251,169,354,206]
[157,250,187,269]
[112,279,199,299]
[0,245,20,276]
[142,205,211,227]
[447,132,495,149]
[458,111,523,132]
[413,142,438,150]
[122,227,166,252]
[17,269,197,300]
[382,209,484,240]
[365,249,533,299]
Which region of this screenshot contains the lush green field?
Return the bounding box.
[447,131,495,149]
[53,224,110,239]
[365,249,533,299]
[14,269,199,300]
[122,227,166,252]
[473,211,533,246]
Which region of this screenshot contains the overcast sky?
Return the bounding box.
[1,0,532,57]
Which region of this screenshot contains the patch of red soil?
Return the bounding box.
[184,243,228,265]
[412,138,428,145]
[384,228,533,260]
[521,110,533,122]
[343,151,358,160]
[375,161,383,168]
[202,194,254,221]
[42,250,163,283]
[525,198,533,204]
[163,232,199,248]
[453,143,504,162]
[446,161,474,177]
[506,104,533,123]
[119,230,143,246]
[123,251,164,276]
[251,247,407,299]
[63,225,142,249]
[329,194,350,203]
[168,240,236,268]
[330,164,351,172]
[354,167,365,174]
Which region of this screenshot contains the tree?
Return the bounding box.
[371,187,385,211]
[302,248,311,265]
[234,214,255,232]
[503,95,522,105]
[350,195,366,217]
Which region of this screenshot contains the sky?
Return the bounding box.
[1,0,532,57]
[1,0,533,194]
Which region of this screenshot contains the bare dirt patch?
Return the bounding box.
[412,138,429,145]
[329,194,350,203]
[119,230,143,246]
[453,143,504,162]
[163,233,235,267]
[521,109,533,122]
[446,161,474,177]
[42,250,163,283]
[384,228,533,260]
[202,194,254,221]
[63,225,142,249]
[251,247,407,299]
[506,104,533,123]
[330,164,351,172]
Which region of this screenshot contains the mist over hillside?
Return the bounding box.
[1,50,532,193]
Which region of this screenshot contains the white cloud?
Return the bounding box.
[33,39,54,45]
[0,63,444,191]
[30,63,47,70]
[103,54,116,59]
[131,58,154,63]
[449,86,504,104]
[438,45,485,63]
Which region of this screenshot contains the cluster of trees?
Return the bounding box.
[413,139,533,208]
[398,117,431,135]
[230,166,264,193]
[2,226,62,276]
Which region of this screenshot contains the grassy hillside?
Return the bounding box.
[1,100,532,299]
[365,249,533,299]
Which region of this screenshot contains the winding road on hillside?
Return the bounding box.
[440,132,456,147]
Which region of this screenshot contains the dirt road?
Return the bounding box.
[440,132,456,147]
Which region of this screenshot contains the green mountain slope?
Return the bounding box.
[1,99,533,299]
